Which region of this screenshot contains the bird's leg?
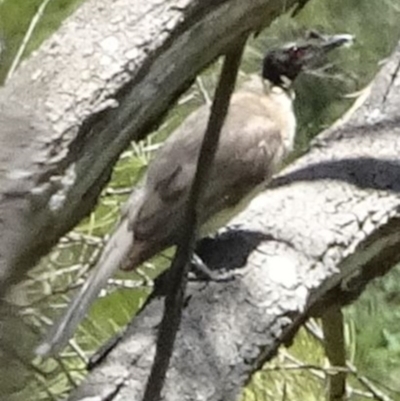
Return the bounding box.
[189,253,235,282]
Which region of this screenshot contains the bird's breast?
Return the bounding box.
[261,87,297,155]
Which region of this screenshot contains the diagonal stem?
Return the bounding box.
[142,36,248,401]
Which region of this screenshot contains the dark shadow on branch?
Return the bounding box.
[272,157,400,192]
[87,229,267,370]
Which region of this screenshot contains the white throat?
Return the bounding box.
[241,74,297,154]
[263,79,297,154]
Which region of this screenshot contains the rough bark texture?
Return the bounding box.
[66,41,400,401]
[0,0,302,295]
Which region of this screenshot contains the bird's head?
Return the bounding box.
[262,30,354,88]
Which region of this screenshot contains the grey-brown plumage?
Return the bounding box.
[37,31,353,356]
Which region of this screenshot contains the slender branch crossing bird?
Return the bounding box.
[37,31,353,356]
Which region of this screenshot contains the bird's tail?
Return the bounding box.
[36,218,134,357]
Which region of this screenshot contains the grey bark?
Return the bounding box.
[66,40,400,401]
[0,0,302,295]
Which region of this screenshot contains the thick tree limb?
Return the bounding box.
[66,40,400,401]
[0,0,304,294]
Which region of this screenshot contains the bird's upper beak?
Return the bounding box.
[296,31,354,68]
[314,32,354,54]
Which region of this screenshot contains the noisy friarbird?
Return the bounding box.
[37,31,353,356]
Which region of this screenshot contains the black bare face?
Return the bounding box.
[262,44,310,86]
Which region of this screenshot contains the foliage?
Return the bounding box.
[345,265,400,396]
[0,0,84,82]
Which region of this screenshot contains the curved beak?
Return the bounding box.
[299,31,354,69]
[319,33,354,53]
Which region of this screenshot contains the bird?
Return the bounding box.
[37,31,353,356]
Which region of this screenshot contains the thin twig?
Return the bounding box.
[33,375,59,401]
[382,57,400,104]
[347,362,396,401]
[196,76,212,105]
[103,187,134,196]
[291,0,311,17]
[321,306,347,401]
[263,362,349,374]
[142,36,248,401]
[305,319,395,401]
[67,339,89,366]
[6,0,53,81]
[54,356,79,388]
[277,351,374,399]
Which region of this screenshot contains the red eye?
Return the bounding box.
[289,46,306,59]
[290,46,307,60]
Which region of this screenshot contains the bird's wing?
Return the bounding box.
[129,107,210,241]
[131,91,286,242]
[200,95,285,228]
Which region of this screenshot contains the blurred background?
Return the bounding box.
[1,0,400,400]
